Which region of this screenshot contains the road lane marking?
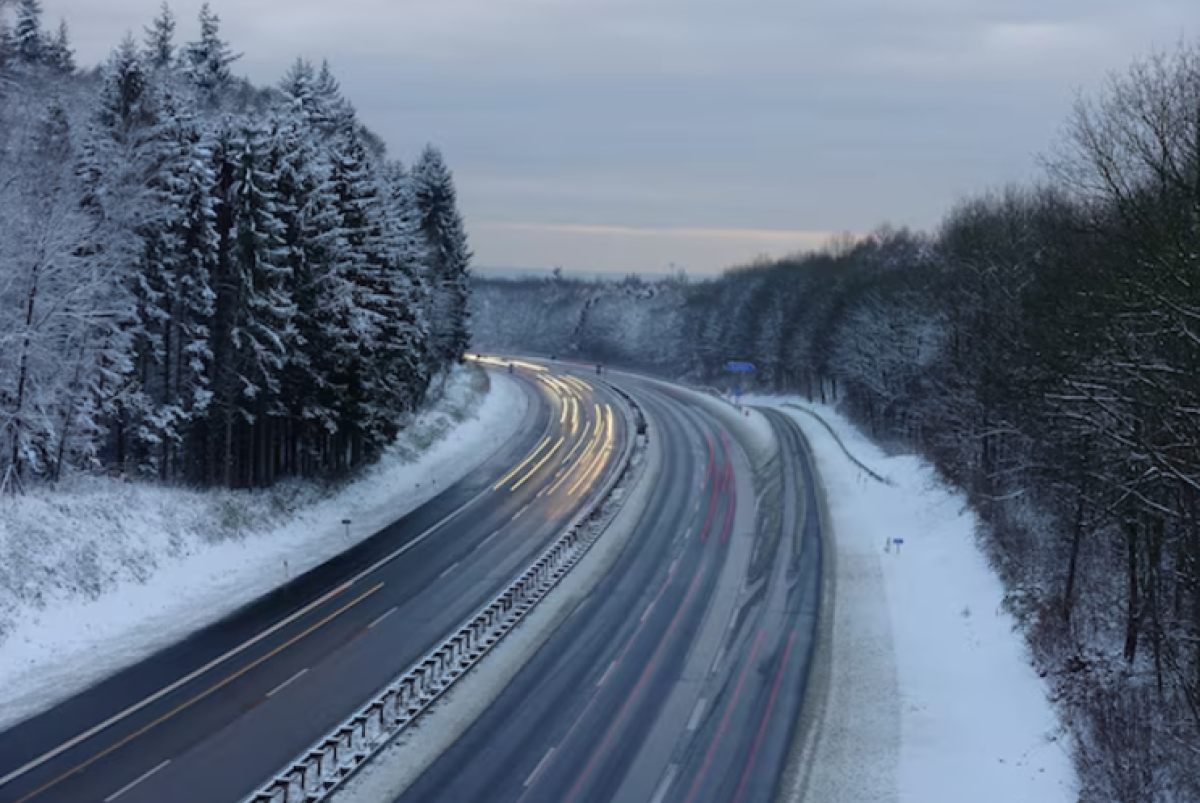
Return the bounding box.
[640,600,656,624]
[560,559,710,803]
[596,660,618,689]
[0,576,359,790]
[438,561,460,580]
[687,698,707,732]
[13,584,383,803]
[102,759,170,802]
[480,530,500,549]
[1,417,557,791]
[733,631,797,803]
[368,606,399,630]
[649,764,679,803]
[513,503,532,521]
[682,630,766,803]
[266,668,309,699]
[711,646,726,676]
[524,747,556,788]
[516,560,684,803]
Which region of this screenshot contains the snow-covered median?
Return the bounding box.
[0,365,528,731]
[765,398,1078,803]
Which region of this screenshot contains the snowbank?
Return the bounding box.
[0,366,528,730]
[761,397,1077,803]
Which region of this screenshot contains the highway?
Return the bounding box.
[0,364,629,803]
[394,381,824,803]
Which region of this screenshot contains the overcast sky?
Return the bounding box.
[38,0,1200,274]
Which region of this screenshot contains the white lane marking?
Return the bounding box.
[687,698,707,732]
[266,668,309,698]
[368,606,399,630]
[524,746,557,788]
[640,600,656,624]
[480,530,500,549]
[596,659,619,688]
[438,561,460,580]
[513,502,532,520]
[0,456,517,790]
[711,646,726,676]
[103,760,171,802]
[649,763,679,803]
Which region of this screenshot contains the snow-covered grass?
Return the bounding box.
[756,396,1078,803]
[0,365,528,731]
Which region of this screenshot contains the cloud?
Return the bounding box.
[37,0,1200,275]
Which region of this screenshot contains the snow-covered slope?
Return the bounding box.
[768,398,1078,803]
[0,366,527,731]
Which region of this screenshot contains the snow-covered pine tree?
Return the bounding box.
[325,126,432,464]
[412,144,472,368]
[143,2,176,70]
[224,118,294,486]
[182,3,239,99]
[14,0,43,66]
[0,16,14,72]
[379,159,433,397]
[122,86,218,480]
[266,93,356,475]
[98,33,155,144]
[43,19,72,73]
[279,57,318,120]
[312,59,355,136]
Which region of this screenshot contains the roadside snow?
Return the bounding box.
[761,397,1077,803]
[0,366,528,731]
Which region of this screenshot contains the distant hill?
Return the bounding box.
[473,266,684,282]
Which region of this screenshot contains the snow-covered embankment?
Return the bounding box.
[773,399,1078,803]
[0,365,527,731]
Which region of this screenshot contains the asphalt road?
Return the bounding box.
[394,379,823,803]
[0,365,628,803]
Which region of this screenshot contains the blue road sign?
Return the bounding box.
[726,361,756,372]
[733,385,743,398]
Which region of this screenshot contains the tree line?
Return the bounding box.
[472,41,1200,801]
[0,2,472,490]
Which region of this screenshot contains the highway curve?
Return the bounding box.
[0,365,628,803]
[394,377,823,803]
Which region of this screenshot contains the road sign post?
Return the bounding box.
[725,362,754,405]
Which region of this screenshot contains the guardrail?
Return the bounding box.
[781,403,892,486]
[241,379,644,803]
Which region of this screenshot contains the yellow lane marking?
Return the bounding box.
[0,576,368,791]
[14,583,384,803]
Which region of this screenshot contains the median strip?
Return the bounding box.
[240,381,646,803]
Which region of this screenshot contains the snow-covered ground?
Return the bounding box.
[758,397,1078,803]
[0,366,528,731]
